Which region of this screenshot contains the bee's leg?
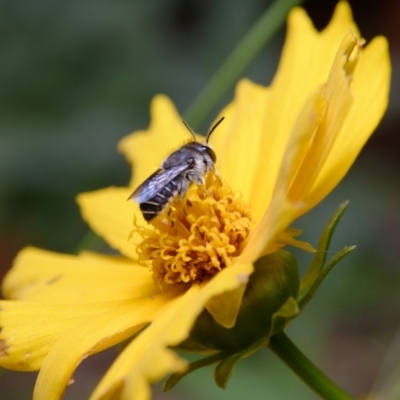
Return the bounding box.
[213,167,222,182]
[178,177,191,199]
[186,171,204,185]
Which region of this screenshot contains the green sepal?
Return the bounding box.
[167,250,299,390]
[185,250,300,353]
[163,351,227,392]
[132,297,300,392]
[300,245,356,309]
[214,296,300,389]
[167,295,300,392]
[269,296,300,336]
[214,336,268,389]
[298,201,355,310]
[214,353,244,390]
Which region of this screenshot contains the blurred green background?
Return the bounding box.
[1,0,399,399]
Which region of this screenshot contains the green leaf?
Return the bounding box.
[163,352,226,392]
[298,201,350,308]
[214,352,245,389]
[214,337,269,389]
[311,245,356,295]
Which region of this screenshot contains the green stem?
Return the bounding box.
[269,332,354,400]
[184,0,303,129]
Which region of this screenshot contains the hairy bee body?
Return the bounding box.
[131,141,217,221]
[138,176,180,221]
[130,118,224,221]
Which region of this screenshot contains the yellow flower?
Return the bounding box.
[0,2,390,399]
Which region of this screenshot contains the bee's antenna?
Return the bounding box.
[181,120,197,141]
[206,116,225,143]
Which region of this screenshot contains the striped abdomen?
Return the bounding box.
[139,179,180,221]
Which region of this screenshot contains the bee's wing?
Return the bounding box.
[129,164,189,203]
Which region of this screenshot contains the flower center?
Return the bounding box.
[133,173,253,287]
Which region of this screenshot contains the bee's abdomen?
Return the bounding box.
[140,180,179,221]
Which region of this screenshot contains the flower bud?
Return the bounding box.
[183,250,300,353]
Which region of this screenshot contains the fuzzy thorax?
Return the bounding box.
[133,173,253,287]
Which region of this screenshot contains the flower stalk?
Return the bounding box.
[269,332,355,400]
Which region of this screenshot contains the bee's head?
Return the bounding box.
[196,142,217,164]
[185,142,217,164]
[201,144,217,163]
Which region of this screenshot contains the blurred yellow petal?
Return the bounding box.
[239,5,390,261]
[77,187,138,260]
[0,300,144,371]
[91,263,253,400]
[0,249,164,372]
[33,286,186,400]
[239,87,325,262]
[287,30,356,203]
[269,2,357,139]
[2,247,156,302]
[308,36,391,209]
[276,3,358,89]
[208,3,362,226]
[118,95,193,188]
[205,284,247,328]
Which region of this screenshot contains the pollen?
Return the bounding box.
[133,173,253,287]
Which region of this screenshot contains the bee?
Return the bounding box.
[130,116,225,221]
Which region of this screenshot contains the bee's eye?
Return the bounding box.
[205,147,216,163]
[196,144,216,163]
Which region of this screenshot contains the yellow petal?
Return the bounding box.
[0,300,145,371]
[307,35,391,209]
[2,247,156,302]
[243,4,357,219]
[118,95,193,188]
[238,4,390,261]
[209,2,361,225]
[90,263,253,400]
[239,87,326,262]
[287,30,356,203]
[77,187,139,260]
[0,248,164,372]
[33,286,186,400]
[271,3,358,127]
[212,79,271,216]
[205,284,247,328]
